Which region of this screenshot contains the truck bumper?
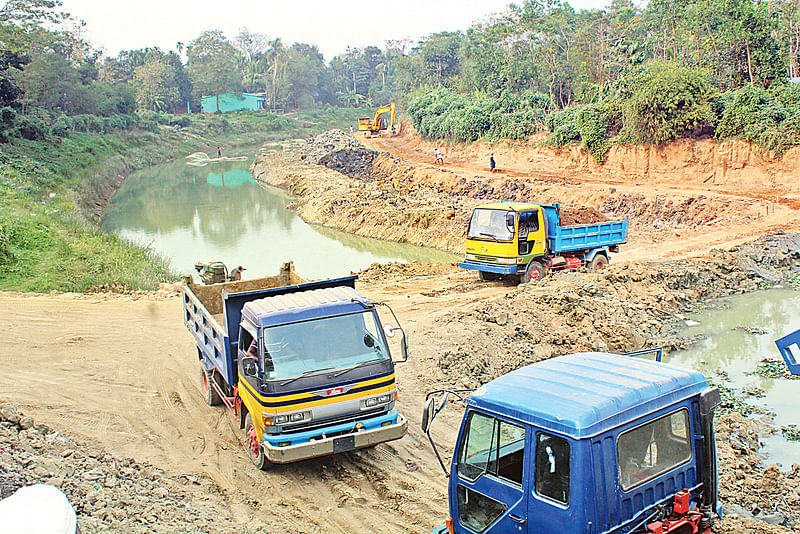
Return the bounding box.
[262,411,408,464]
[458,260,519,275]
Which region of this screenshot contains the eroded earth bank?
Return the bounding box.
[3,129,800,532]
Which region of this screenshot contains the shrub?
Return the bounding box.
[15,116,49,140]
[622,62,713,144]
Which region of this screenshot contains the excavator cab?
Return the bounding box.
[358,103,396,137]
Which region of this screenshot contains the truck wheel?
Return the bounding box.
[522,262,546,284]
[201,367,222,406]
[590,255,608,271]
[479,271,500,282]
[244,412,270,470]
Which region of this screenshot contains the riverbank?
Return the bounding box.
[0,108,370,292]
[252,127,800,263]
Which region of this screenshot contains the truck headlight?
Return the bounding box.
[289,412,305,422]
[465,253,476,260]
[497,257,516,264]
[364,394,393,408]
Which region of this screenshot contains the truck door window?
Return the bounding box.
[457,485,507,533]
[457,411,525,486]
[617,409,692,491]
[535,433,570,505]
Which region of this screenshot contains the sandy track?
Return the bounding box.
[0,273,503,532]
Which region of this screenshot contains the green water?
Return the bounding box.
[101,157,457,280]
[663,288,800,468]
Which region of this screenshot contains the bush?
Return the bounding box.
[546,107,582,147]
[622,62,713,144]
[576,102,622,163]
[715,84,800,156]
[15,116,49,140]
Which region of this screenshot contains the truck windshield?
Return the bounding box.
[261,311,390,380]
[467,209,514,242]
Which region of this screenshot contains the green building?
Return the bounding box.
[201,92,266,113]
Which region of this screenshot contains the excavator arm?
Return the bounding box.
[358,103,396,135]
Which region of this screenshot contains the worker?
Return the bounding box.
[217,146,222,158]
[435,148,444,165]
[490,153,496,173]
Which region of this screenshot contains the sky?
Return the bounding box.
[57,0,614,61]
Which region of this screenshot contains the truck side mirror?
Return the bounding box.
[399,332,409,363]
[383,324,397,338]
[421,397,435,433]
[505,212,515,232]
[242,356,257,377]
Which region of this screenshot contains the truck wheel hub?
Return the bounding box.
[246,424,260,458]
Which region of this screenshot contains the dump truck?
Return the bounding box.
[775,329,800,376]
[458,202,628,283]
[182,263,408,467]
[358,102,396,137]
[422,352,721,534]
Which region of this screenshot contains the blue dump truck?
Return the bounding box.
[458,202,628,283]
[182,263,408,468]
[422,352,721,534]
[775,329,800,376]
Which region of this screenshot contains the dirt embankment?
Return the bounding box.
[251,128,799,261]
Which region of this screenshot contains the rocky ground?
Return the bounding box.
[0,403,252,533]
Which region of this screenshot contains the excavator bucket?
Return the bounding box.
[775,329,800,376]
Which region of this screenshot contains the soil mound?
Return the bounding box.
[559,206,607,225]
[297,129,378,179]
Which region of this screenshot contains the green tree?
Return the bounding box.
[133,60,179,111]
[186,30,241,112]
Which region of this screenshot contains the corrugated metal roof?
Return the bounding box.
[469,352,708,438]
[241,286,369,327]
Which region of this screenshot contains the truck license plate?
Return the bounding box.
[333,435,355,453]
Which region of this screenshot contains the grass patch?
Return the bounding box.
[0,107,369,292]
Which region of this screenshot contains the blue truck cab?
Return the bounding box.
[423,353,721,534]
[458,202,628,283]
[182,263,408,467]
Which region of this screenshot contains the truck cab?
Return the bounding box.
[458,202,627,283]
[236,284,407,464]
[423,353,721,534]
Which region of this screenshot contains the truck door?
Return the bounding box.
[517,210,545,257]
[527,432,572,532]
[453,410,528,533]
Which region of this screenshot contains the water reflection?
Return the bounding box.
[102,158,456,280]
[664,289,800,467]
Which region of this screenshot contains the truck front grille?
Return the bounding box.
[473,254,497,263]
[278,407,389,435]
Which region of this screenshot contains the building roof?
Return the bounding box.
[468,352,708,439]
[241,286,369,328]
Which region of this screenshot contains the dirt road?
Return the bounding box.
[0,272,506,533]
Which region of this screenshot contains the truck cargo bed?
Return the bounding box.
[549,220,628,253]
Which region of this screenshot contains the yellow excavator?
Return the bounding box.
[357,103,396,137]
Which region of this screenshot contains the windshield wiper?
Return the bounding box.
[478,232,499,242]
[280,367,336,386]
[330,358,387,378]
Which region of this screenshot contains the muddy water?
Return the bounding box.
[663,289,800,467]
[101,158,457,279]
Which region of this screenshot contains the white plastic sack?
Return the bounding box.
[0,484,77,534]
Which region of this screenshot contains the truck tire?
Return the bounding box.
[201,367,222,407]
[479,271,500,282]
[244,412,270,470]
[590,255,608,271]
[521,261,546,284]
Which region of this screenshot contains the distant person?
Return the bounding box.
[435,148,444,165]
[217,146,222,158]
[490,153,496,173]
[349,125,354,135]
